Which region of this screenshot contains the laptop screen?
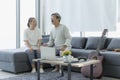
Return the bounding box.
[40,46,56,60]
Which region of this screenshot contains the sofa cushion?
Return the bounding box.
[42,35,49,43]
[100,51,120,66]
[85,37,106,49]
[107,38,120,51]
[71,49,95,58]
[0,48,28,62]
[71,37,86,49]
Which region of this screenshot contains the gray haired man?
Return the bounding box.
[44,13,72,72]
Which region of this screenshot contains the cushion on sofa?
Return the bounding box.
[71,37,86,49]
[0,49,28,62]
[0,48,32,73]
[71,49,95,57]
[107,38,120,51]
[42,35,49,44]
[85,37,106,49]
[100,51,120,66]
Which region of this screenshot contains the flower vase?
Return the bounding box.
[63,55,72,62]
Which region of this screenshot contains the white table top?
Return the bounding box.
[33,58,100,67]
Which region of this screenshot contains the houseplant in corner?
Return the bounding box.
[62,50,72,62]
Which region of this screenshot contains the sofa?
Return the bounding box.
[0,35,50,74]
[0,35,120,78]
[70,37,120,78]
[42,36,120,78]
[0,48,32,73]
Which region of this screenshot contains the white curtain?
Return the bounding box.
[43,0,117,32]
[118,0,120,22]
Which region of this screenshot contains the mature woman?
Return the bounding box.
[24,17,44,73]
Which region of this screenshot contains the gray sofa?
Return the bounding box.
[70,37,120,78]
[0,35,50,74]
[0,35,120,78]
[0,48,51,74]
[42,35,120,78]
[0,48,32,73]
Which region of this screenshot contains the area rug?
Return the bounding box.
[0,70,118,80]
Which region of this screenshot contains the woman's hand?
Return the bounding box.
[37,48,40,52]
[29,48,34,53]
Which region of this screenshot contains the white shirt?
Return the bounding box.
[23,28,42,49]
[47,24,72,50]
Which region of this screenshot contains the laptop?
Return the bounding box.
[40,46,62,60]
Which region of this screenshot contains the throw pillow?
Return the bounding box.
[71,37,86,49]
[85,37,106,49]
[114,49,120,52]
[107,38,120,51]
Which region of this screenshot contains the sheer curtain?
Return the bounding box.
[118,0,120,22]
[0,0,16,49]
[43,0,117,32]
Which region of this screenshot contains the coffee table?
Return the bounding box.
[33,58,100,80]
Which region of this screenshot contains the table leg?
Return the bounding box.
[68,63,71,80]
[61,65,64,76]
[90,64,93,80]
[37,60,40,80]
[57,65,64,78]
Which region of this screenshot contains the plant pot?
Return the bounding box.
[63,55,72,62]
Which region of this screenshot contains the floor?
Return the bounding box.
[0,69,120,80]
[0,69,28,79]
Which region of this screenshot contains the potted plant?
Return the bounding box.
[62,50,72,62]
[62,50,72,56]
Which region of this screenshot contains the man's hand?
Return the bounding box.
[42,43,48,46]
[60,45,67,51]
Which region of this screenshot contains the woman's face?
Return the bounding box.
[51,15,59,25]
[29,19,37,28]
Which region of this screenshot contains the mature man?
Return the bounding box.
[44,12,72,72]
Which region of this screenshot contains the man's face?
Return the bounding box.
[51,15,59,25]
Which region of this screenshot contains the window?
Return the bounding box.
[20,0,35,47]
[43,0,117,33]
[0,0,16,49]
